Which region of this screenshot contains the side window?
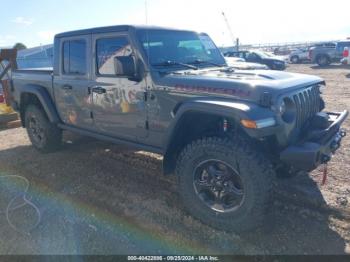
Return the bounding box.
[96,36,132,76]
[247,52,257,60]
[62,39,87,75]
[337,42,350,51]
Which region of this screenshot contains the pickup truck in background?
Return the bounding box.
[2,25,348,232]
[309,41,350,66]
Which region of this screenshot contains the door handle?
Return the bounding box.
[62,84,73,90]
[92,86,107,94]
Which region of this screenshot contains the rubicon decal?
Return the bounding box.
[175,84,251,97]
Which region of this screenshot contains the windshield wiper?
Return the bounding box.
[188,59,225,67]
[152,60,198,70]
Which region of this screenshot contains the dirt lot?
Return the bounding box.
[0,64,349,255]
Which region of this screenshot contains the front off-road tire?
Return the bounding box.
[290,55,300,64]
[276,164,299,179]
[176,137,275,232]
[25,105,62,153]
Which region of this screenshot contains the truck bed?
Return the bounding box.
[12,68,54,104]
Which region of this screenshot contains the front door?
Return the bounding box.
[91,32,148,141]
[54,35,94,129]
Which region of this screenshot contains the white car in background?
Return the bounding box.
[224,57,269,70]
[289,48,310,64]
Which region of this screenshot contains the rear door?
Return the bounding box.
[90,32,148,141]
[54,35,94,129]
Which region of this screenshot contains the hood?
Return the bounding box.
[225,57,245,63]
[154,68,323,104]
[227,62,268,70]
[225,59,268,70]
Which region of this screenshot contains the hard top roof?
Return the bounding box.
[55,25,195,38]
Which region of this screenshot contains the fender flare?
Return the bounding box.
[162,98,275,153]
[19,84,61,124]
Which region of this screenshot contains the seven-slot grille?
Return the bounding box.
[291,85,321,128]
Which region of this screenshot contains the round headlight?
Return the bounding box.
[281,97,296,123]
[318,84,326,94]
[278,101,286,115]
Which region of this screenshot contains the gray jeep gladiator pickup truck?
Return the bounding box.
[4,25,348,232]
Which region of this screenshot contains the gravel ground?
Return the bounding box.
[0,64,349,255]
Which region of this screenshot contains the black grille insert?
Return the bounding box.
[291,85,320,128]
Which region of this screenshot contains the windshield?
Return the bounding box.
[136,29,226,69]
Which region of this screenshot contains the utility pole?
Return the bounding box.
[222,11,239,51]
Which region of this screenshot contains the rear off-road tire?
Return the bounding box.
[176,137,275,232]
[316,55,330,66]
[25,105,62,153]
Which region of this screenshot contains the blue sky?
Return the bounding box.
[1,0,349,48]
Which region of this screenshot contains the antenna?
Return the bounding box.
[222,11,239,51]
[145,0,151,71]
[145,0,149,25]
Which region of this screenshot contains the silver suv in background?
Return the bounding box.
[289,48,310,64]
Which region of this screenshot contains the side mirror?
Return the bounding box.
[114,56,136,77]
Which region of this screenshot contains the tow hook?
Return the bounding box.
[320,155,330,185]
[321,164,328,186]
[330,129,346,152]
[321,155,331,164]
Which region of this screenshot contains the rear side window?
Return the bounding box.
[62,39,87,75]
[96,36,132,76]
[337,42,350,50]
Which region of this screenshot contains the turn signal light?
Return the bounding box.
[241,118,276,129]
[241,119,257,129]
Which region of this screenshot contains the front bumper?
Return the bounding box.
[274,63,286,70]
[280,110,348,171]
